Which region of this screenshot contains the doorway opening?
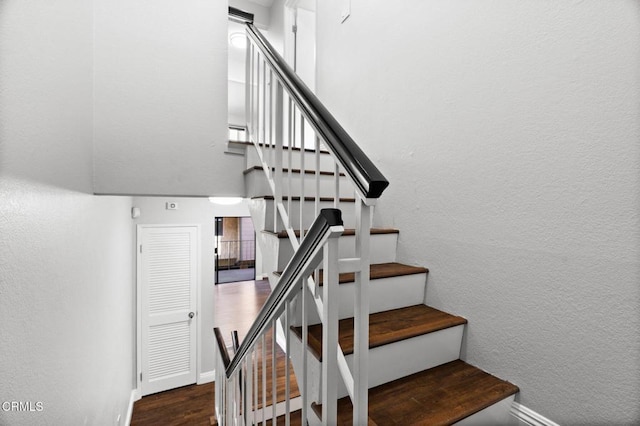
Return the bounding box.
[215,216,256,284]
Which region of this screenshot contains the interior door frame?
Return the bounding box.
[214,216,257,284]
[135,224,202,398]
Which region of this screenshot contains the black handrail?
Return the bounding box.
[229,6,254,24]
[245,23,389,200]
[214,327,232,370]
[225,209,343,377]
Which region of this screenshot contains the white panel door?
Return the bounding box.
[140,226,198,396]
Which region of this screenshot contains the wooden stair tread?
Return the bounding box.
[310,402,378,426]
[313,360,519,426]
[333,262,427,285]
[244,165,345,176]
[264,227,399,239]
[252,195,356,203]
[229,332,301,410]
[293,304,466,361]
[275,262,428,285]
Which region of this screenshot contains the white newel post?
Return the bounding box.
[321,234,340,425]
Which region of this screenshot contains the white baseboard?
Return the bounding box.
[510,402,559,426]
[125,389,138,426]
[198,370,216,384]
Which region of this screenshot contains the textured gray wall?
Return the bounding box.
[316,1,640,424]
[93,0,244,197]
[0,1,134,424]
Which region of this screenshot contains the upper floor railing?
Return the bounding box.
[243,23,388,201]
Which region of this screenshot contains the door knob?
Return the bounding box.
[188,312,195,319]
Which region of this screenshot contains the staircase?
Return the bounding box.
[214,8,518,425]
[241,144,519,425]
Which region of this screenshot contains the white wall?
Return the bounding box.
[268,0,286,56]
[316,1,640,424]
[131,197,255,377]
[294,7,316,92]
[0,1,134,425]
[94,0,244,197]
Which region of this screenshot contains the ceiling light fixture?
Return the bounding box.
[209,197,244,205]
[229,32,247,49]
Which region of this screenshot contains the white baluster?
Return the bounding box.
[287,102,293,228]
[334,163,340,209]
[274,82,284,232]
[353,200,371,424]
[254,345,259,424]
[322,235,340,425]
[299,114,305,242]
[262,334,267,426]
[261,60,266,147]
[285,300,291,426]
[246,42,252,137]
[271,322,277,422]
[228,371,232,426]
[301,278,309,424]
[255,53,261,146]
[246,349,254,426]
[315,136,320,218]
[268,70,273,170]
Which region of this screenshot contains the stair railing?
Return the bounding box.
[217,7,389,425]
[215,209,344,424]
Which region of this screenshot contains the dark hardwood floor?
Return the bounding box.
[131,279,300,426]
[214,279,271,341]
[130,382,214,426]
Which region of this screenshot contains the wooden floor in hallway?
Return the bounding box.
[131,279,301,426]
[130,382,214,426]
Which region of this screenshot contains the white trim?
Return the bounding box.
[125,389,138,426]
[198,370,216,385]
[510,402,560,426]
[195,225,203,388]
[136,226,143,394]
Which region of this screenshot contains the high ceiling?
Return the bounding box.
[245,0,274,7]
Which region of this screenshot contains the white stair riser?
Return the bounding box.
[250,397,303,424]
[245,169,355,199]
[246,145,338,173]
[309,274,427,322]
[290,274,427,327]
[248,198,357,233]
[255,228,283,291]
[454,394,516,426]
[290,273,426,327]
[263,232,398,272]
[339,273,425,319]
[294,324,464,402]
[339,233,398,264]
